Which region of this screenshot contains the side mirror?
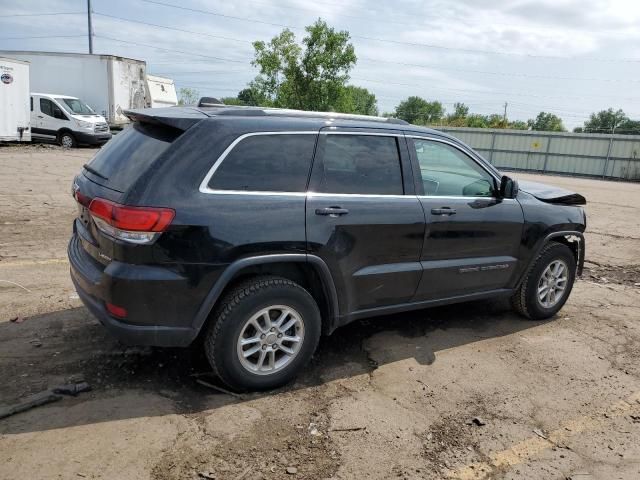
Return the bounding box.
[499,176,519,199]
[53,107,65,120]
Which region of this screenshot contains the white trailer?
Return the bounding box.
[0,57,30,142]
[0,51,148,127]
[146,74,178,108]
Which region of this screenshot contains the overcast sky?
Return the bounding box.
[1,0,639,129]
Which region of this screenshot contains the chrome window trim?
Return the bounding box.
[200,130,406,196]
[417,195,517,202]
[406,135,501,183]
[199,131,318,194]
[308,192,409,199]
[320,131,401,137]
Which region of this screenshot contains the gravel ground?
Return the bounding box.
[1,143,639,480]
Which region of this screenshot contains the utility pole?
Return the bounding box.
[87,0,93,54]
[503,102,508,123]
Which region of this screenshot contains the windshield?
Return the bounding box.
[56,98,95,115]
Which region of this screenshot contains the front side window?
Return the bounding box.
[412,139,495,197]
[208,134,317,192]
[317,135,403,195]
[40,98,54,117]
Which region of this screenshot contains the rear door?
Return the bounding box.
[306,128,425,315]
[407,135,524,301]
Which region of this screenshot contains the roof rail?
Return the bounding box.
[206,106,408,125]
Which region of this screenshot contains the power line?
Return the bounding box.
[92,11,640,85]
[357,57,640,84]
[138,0,640,63]
[0,12,83,18]
[0,34,87,40]
[95,34,248,64]
[351,76,640,102]
[93,12,253,45]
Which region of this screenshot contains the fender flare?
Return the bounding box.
[190,253,339,336]
[517,230,585,288]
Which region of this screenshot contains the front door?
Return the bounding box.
[306,129,425,315]
[34,97,67,140]
[407,136,525,301]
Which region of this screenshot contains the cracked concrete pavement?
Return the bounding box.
[1,144,639,479]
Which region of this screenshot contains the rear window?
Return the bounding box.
[85,122,180,192]
[207,134,316,192]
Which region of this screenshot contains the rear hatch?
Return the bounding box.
[72,108,206,267]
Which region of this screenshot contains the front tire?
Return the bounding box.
[512,242,576,320]
[204,276,321,391]
[58,131,77,148]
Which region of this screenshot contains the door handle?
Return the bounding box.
[431,207,457,216]
[37,115,44,118]
[315,206,349,217]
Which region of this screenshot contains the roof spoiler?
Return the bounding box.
[123,107,208,131]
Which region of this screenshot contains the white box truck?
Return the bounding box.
[0,57,31,142]
[0,51,148,127]
[146,74,178,108]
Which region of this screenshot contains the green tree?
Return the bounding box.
[444,102,469,126]
[394,96,444,125]
[250,19,356,111]
[337,85,378,116]
[617,119,640,134]
[527,112,566,132]
[509,120,529,130]
[581,108,627,133]
[487,114,507,129]
[178,87,200,106]
[465,114,489,128]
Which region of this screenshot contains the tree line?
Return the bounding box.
[179,19,639,135]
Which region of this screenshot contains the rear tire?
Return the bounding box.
[204,276,321,392]
[58,131,77,148]
[511,242,576,320]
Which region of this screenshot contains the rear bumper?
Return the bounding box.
[68,234,197,347]
[75,132,112,145]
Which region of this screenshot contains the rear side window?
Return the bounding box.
[208,134,316,192]
[85,122,180,192]
[317,135,403,195]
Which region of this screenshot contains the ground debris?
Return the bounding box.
[0,390,62,420]
[533,428,548,440]
[467,417,487,426]
[0,382,91,420]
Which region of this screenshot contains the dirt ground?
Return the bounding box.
[1,143,640,480]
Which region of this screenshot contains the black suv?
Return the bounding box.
[69,107,586,391]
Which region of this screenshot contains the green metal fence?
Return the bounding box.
[434,127,640,181]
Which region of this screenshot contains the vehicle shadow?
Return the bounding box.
[0,299,546,435]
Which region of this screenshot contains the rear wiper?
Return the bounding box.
[83,164,108,181]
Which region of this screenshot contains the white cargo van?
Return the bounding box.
[31,93,112,147]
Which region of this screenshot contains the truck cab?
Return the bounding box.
[30,93,111,147]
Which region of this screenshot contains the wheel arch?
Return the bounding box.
[191,254,340,341]
[518,230,585,288]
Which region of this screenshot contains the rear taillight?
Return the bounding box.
[74,190,92,207]
[89,198,175,244]
[106,302,127,319]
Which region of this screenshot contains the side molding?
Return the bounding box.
[190,253,339,337]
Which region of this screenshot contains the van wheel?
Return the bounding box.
[204,276,321,392]
[511,242,576,320]
[58,132,77,148]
